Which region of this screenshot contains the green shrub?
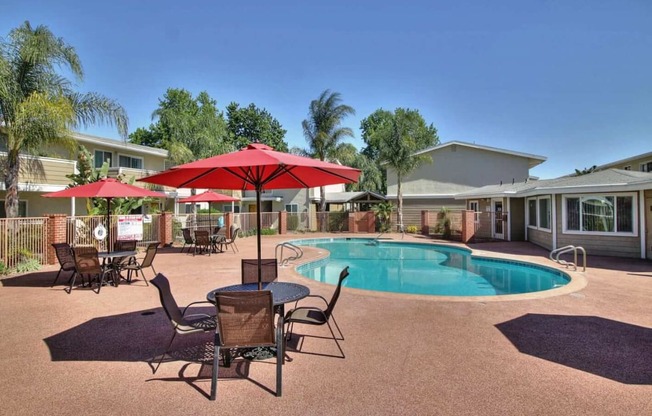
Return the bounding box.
[406,225,419,234]
[15,258,41,274]
[260,228,277,236]
[0,261,8,276]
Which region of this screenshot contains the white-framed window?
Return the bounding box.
[0,200,27,217]
[94,150,112,168]
[562,193,636,235]
[118,154,143,169]
[640,161,652,172]
[184,203,200,214]
[527,196,551,232]
[468,200,479,222]
[222,204,240,213]
[285,204,298,213]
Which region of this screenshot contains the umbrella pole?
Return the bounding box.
[106,197,112,252]
[256,187,262,290]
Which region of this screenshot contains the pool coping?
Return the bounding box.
[283,236,588,303]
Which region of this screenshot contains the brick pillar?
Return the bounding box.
[46,214,67,265]
[421,210,430,235]
[159,212,173,246]
[225,212,233,239]
[279,211,287,235]
[348,213,356,233]
[461,210,476,243]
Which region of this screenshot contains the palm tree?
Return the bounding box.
[301,89,355,215]
[0,21,128,217]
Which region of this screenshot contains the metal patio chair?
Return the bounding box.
[241,258,278,284]
[51,243,75,287]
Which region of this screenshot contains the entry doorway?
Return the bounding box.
[492,199,504,240]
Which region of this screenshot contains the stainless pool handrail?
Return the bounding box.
[550,245,586,272]
[275,242,303,266]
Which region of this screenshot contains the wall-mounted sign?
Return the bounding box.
[117,215,143,241]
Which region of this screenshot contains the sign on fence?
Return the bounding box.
[117,215,143,240]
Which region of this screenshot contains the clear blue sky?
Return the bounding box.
[3,0,651,179]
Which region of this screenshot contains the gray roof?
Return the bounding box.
[596,151,652,170]
[326,191,386,204]
[455,169,652,199]
[71,132,169,157]
[413,140,547,169]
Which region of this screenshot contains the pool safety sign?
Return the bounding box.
[117,215,143,241]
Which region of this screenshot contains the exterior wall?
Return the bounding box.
[603,155,652,172]
[554,194,641,258]
[387,144,533,198]
[528,228,553,250]
[509,198,526,241]
[394,198,463,227]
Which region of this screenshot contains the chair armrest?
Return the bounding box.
[293,294,328,309]
[182,300,215,316]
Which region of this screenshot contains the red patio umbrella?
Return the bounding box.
[139,143,361,288]
[43,178,166,249]
[179,190,239,228]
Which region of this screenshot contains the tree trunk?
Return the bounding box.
[3,148,21,218]
[397,173,404,232]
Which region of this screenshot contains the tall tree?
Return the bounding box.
[302,89,355,213]
[226,102,288,151]
[332,143,383,192]
[0,21,128,217]
[362,108,438,230]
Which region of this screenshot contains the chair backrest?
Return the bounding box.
[182,228,194,243]
[150,273,186,327]
[114,240,137,251]
[324,266,349,320]
[229,226,240,242]
[140,242,160,267]
[52,243,74,268]
[72,246,102,275]
[241,259,278,284]
[194,230,210,245]
[213,226,221,235]
[214,290,275,348]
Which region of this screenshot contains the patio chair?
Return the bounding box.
[193,230,211,256]
[284,266,349,358]
[241,258,278,284]
[111,239,138,278]
[121,242,159,285]
[219,225,240,253]
[180,228,195,253]
[210,290,282,400]
[51,243,75,287]
[150,273,217,373]
[70,246,112,294]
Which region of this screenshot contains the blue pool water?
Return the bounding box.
[293,238,570,297]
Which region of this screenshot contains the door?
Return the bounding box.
[492,199,504,240]
[647,198,652,259]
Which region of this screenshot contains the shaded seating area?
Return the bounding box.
[211,290,282,400]
[284,266,349,358]
[150,273,217,373]
[241,258,278,284]
[121,242,159,286]
[51,243,75,287]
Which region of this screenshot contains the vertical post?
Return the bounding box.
[225,212,233,238]
[279,211,287,235]
[46,214,67,265]
[421,210,429,235]
[461,210,476,244]
[159,212,173,246]
[256,187,262,290]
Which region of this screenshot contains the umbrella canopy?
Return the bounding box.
[139,143,361,287]
[43,178,166,249]
[178,190,239,203]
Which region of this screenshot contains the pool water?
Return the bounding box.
[293,238,570,297]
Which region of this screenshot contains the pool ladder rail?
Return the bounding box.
[276,242,303,266]
[550,245,586,272]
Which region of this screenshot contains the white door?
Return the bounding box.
[646,198,652,260]
[492,199,504,240]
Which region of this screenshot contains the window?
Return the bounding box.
[640,161,652,172]
[118,155,143,169]
[184,203,200,214]
[94,150,112,168]
[285,204,298,213]
[468,201,479,222]
[0,200,27,217]
[563,194,635,234]
[527,196,551,231]
[623,165,631,171]
[222,205,240,213]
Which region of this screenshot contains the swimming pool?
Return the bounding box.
[292,238,570,297]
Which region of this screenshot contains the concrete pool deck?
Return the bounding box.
[0,233,650,415]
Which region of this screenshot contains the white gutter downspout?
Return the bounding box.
[506,197,511,242]
[639,190,645,259]
[551,194,557,250]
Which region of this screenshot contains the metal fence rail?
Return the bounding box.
[0,217,49,267]
[66,214,162,250]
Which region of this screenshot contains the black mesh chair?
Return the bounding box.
[70,246,112,294]
[284,266,349,358]
[111,239,137,278]
[241,258,278,284]
[150,274,216,373]
[193,230,211,256]
[181,228,195,253]
[210,290,282,400]
[219,225,240,253]
[121,242,159,285]
[51,243,75,287]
